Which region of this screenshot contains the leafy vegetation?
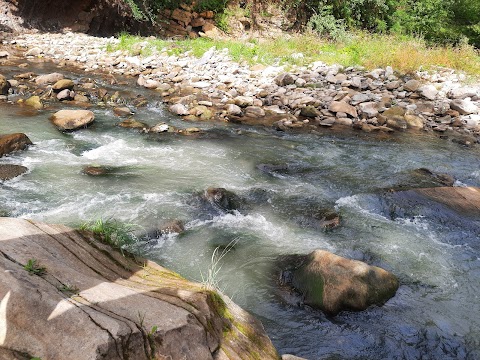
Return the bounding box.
[80,219,139,255]
[24,259,46,276]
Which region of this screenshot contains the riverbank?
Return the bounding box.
[1,31,480,146]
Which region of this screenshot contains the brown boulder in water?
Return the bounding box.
[50,109,95,131]
[0,164,28,180]
[0,133,33,157]
[281,250,399,315]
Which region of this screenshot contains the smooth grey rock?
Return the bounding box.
[450,99,479,115]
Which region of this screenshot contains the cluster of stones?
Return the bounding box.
[9,31,480,145]
[157,2,221,39]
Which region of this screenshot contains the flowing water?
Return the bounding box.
[1,62,480,359]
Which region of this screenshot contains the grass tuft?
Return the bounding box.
[24,258,46,276]
[80,218,138,255]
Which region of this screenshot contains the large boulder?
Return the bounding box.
[281,250,399,315]
[50,110,95,131]
[0,133,33,157]
[0,218,280,360]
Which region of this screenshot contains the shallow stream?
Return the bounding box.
[1,62,480,359]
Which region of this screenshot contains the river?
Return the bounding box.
[1,61,479,359]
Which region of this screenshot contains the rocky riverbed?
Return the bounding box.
[1,31,480,146]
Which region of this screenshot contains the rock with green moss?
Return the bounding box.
[281,250,399,315]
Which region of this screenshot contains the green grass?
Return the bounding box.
[106,31,480,75]
[80,218,138,255]
[24,259,46,276]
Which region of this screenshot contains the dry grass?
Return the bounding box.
[107,31,480,76]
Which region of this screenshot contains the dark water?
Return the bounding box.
[1,61,480,359]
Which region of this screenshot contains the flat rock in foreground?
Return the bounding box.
[0,218,279,360]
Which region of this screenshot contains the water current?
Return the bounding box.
[1,61,480,359]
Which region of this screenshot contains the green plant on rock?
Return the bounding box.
[80,218,138,255]
[24,259,46,276]
[58,283,80,295]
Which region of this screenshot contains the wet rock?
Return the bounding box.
[35,73,64,85]
[316,210,341,230]
[0,74,10,95]
[56,89,74,101]
[257,163,289,175]
[280,250,399,315]
[50,110,95,131]
[329,101,357,118]
[411,168,455,187]
[203,187,241,213]
[0,218,280,360]
[0,133,33,157]
[149,122,176,133]
[450,99,479,115]
[118,119,148,130]
[170,103,189,116]
[113,106,134,117]
[0,164,28,180]
[24,95,43,109]
[160,219,185,234]
[52,79,75,92]
[82,165,109,176]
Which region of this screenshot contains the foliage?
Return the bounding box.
[24,259,46,276]
[80,219,138,255]
[307,6,349,41]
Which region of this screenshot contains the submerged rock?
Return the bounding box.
[0,164,28,180]
[0,218,280,360]
[82,165,110,176]
[280,250,399,315]
[50,109,95,131]
[118,119,149,130]
[0,133,33,157]
[204,187,242,213]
